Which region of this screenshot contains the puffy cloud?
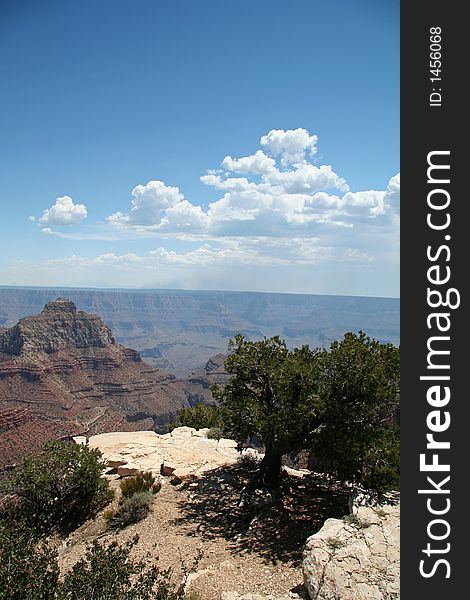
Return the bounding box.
[384,173,400,212]
[159,200,208,231]
[264,163,349,194]
[260,128,318,165]
[107,180,183,226]
[39,196,87,226]
[221,150,276,175]
[104,129,362,238]
[342,173,400,221]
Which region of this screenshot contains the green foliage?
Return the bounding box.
[326,536,345,551]
[1,440,113,534]
[213,332,400,490]
[212,335,319,485]
[0,526,186,599]
[311,332,400,492]
[343,514,371,529]
[0,523,59,600]
[312,424,400,492]
[108,491,154,529]
[170,403,226,432]
[206,426,224,440]
[313,332,400,425]
[120,471,162,498]
[61,534,191,599]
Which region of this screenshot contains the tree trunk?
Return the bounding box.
[259,444,283,488]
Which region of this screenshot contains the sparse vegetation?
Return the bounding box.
[326,536,345,551]
[0,527,190,600]
[236,452,261,473]
[0,440,113,534]
[105,472,162,529]
[59,535,173,599]
[120,471,162,498]
[343,514,371,529]
[107,491,154,529]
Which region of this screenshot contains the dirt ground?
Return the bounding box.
[57,464,350,600]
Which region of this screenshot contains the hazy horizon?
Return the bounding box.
[0,284,400,301]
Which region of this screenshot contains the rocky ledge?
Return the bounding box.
[77,426,255,482]
[302,505,400,599]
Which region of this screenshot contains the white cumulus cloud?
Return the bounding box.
[39,196,87,226]
[107,180,184,226]
[260,128,318,165]
[221,150,276,175]
[105,130,397,241]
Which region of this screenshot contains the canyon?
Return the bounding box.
[0,298,219,467]
[0,287,400,373]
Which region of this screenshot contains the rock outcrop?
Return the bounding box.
[0,300,208,467]
[83,426,248,481]
[302,505,400,599]
[0,299,116,357]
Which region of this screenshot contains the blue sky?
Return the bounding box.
[0,0,399,296]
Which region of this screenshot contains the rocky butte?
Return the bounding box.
[0,299,212,468]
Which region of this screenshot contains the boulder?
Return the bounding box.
[302,505,400,599]
[72,436,87,445]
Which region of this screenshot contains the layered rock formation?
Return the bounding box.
[0,300,210,467]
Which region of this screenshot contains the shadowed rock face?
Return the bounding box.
[0,298,116,356]
[0,300,212,468]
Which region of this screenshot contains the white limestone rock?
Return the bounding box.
[88,427,251,480]
[302,505,400,600]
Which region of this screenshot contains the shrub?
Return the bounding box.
[206,426,224,440]
[170,403,226,432]
[326,536,345,551]
[61,535,183,599]
[0,526,190,599]
[0,523,59,600]
[120,471,161,498]
[1,440,113,534]
[109,491,154,529]
[343,514,371,529]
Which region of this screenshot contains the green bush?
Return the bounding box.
[108,491,154,529]
[59,535,178,599]
[1,440,114,534]
[120,471,161,498]
[169,403,227,432]
[0,523,58,600]
[206,426,224,440]
[0,527,185,600]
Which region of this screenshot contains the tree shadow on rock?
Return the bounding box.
[172,462,350,566]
